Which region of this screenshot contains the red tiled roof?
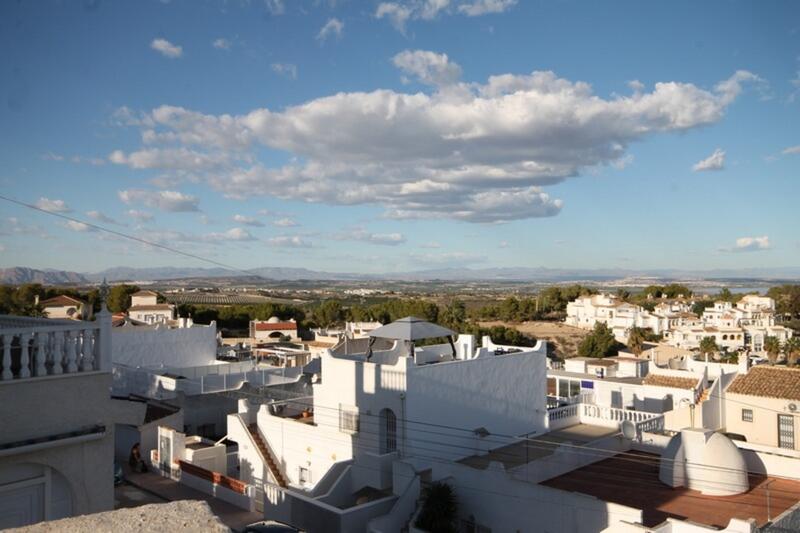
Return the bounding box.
[255,322,296,331]
[40,295,85,307]
[727,366,800,401]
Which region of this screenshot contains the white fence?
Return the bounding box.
[0,312,111,381]
[547,402,665,440]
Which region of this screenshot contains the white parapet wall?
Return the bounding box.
[112,323,218,368]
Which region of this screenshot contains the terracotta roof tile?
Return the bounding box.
[643,374,698,390]
[727,366,800,401]
[255,322,297,331]
[40,295,85,307]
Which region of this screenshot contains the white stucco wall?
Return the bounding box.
[112,324,217,368]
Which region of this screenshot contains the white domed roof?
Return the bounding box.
[659,428,748,496]
[267,316,280,323]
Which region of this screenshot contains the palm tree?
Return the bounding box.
[699,336,718,362]
[783,337,800,367]
[627,327,647,356]
[414,482,458,533]
[764,336,782,365]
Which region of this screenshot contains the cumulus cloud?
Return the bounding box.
[108,65,759,223]
[264,0,284,14]
[150,38,183,58]
[336,228,407,246]
[35,197,71,213]
[393,50,462,86]
[203,227,256,242]
[268,235,312,248]
[233,214,265,227]
[376,0,514,32]
[720,236,771,253]
[127,209,154,222]
[272,217,298,227]
[458,0,516,16]
[118,189,200,212]
[692,148,726,172]
[212,38,231,50]
[271,63,298,80]
[86,210,124,226]
[317,18,344,42]
[62,220,95,232]
[782,145,800,155]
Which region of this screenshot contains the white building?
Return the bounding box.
[39,295,89,321]
[250,317,299,342]
[0,301,141,528]
[128,290,176,325]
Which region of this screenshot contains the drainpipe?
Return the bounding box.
[400,392,406,458]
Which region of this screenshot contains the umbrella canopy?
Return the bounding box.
[368,316,456,342]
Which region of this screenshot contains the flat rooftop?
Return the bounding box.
[542,451,800,528]
[459,424,618,470]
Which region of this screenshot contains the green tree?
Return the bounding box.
[414,482,458,533]
[107,284,140,313]
[691,300,714,317]
[313,300,344,328]
[699,336,718,361]
[627,327,647,356]
[784,337,800,367]
[578,322,619,358]
[764,336,782,365]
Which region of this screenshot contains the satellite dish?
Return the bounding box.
[621,420,637,440]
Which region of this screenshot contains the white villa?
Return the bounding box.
[39,295,89,321]
[127,290,176,325]
[250,317,299,342]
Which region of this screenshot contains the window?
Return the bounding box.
[339,405,359,434]
[380,408,397,454]
[741,409,753,422]
[299,467,310,484]
[778,415,795,450]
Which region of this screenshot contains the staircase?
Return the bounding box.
[248,423,288,488]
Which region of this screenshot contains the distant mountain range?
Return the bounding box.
[2,265,800,285]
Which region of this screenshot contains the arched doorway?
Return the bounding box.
[379,408,397,454]
[0,463,73,529]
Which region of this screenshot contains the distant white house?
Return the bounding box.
[39,295,89,321]
[250,317,299,342]
[127,290,176,325]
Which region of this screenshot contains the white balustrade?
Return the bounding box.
[0,312,112,382]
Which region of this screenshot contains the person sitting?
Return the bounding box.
[128,443,148,473]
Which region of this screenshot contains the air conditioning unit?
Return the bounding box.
[788,403,798,413]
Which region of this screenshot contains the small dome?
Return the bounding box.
[659,429,748,496]
[267,316,280,323]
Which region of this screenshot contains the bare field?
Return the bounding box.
[479,320,589,358]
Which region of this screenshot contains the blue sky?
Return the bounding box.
[1,0,799,274]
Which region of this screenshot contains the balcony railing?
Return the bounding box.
[0,312,111,382]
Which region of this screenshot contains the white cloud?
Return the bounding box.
[264,0,285,15]
[271,63,298,80]
[109,67,758,223]
[150,38,183,59]
[377,0,514,32]
[212,38,231,50]
[86,210,123,225]
[0,244,5,252]
[782,145,800,155]
[375,3,413,33]
[127,210,154,222]
[458,0,516,16]
[203,227,256,242]
[272,217,298,227]
[62,220,95,232]
[42,152,64,161]
[393,50,462,86]
[268,235,311,248]
[233,214,265,227]
[692,148,726,172]
[721,235,771,253]
[340,229,407,246]
[498,240,509,248]
[35,197,71,213]
[420,241,441,249]
[317,18,344,42]
[118,189,200,212]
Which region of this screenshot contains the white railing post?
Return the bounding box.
[35,331,48,377]
[64,331,78,373]
[80,328,95,371]
[18,332,32,379]
[52,331,64,374]
[1,334,12,380]
[96,309,112,372]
